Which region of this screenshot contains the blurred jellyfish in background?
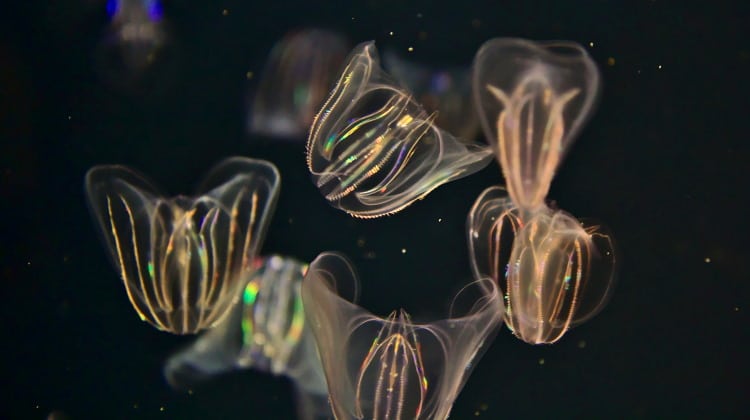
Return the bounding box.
[383,50,480,142]
[95,0,169,90]
[248,28,349,140]
[164,255,330,420]
[85,157,280,335]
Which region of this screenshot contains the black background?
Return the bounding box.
[2,0,747,419]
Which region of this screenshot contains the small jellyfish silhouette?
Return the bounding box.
[95,0,173,91]
[383,49,479,142]
[248,29,350,140]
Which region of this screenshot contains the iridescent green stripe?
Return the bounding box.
[241,281,260,344]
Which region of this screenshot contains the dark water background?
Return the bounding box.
[2,0,747,418]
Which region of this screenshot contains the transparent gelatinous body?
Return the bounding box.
[473,38,600,211]
[301,252,503,419]
[467,186,616,344]
[249,29,349,139]
[85,157,280,334]
[307,41,493,218]
[164,255,329,420]
[97,0,166,81]
[383,49,479,142]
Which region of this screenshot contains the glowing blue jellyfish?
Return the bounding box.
[96,0,169,89]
